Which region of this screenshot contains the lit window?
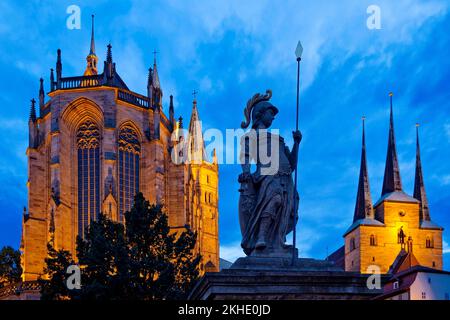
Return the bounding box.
[118,125,140,222]
[370,234,377,246]
[426,236,434,248]
[77,120,100,238]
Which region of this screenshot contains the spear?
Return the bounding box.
[292,41,303,265]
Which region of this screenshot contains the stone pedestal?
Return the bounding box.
[189,255,388,300]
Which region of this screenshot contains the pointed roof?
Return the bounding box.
[39,78,44,107]
[413,124,430,221]
[152,54,161,89]
[188,98,207,163]
[89,15,96,56]
[381,92,403,196]
[353,117,374,221]
[389,239,420,274]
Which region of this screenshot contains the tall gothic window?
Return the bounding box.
[77,120,100,238]
[118,125,140,221]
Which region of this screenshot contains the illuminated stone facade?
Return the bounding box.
[343,96,443,274]
[21,26,219,281]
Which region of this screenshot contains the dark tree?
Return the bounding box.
[76,213,129,300]
[0,246,22,288]
[39,241,75,300]
[40,193,200,300]
[125,193,201,300]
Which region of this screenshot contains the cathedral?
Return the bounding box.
[330,93,443,274]
[21,18,219,281]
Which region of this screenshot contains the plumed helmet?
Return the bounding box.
[241,89,278,129]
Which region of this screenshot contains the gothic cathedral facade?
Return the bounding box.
[21,22,219,281]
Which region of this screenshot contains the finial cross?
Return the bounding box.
[192,90,198,101]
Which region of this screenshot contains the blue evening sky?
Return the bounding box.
[0,0,449,266]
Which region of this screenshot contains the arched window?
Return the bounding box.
[118,125,140,222]
[370,234,377,246]
[77,120,100,238]
[426,236,434,248]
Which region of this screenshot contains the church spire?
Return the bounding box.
[381,92,403,196]
[84,15,98,75]
[89,14,95,55]
[353,117,373,221]
[188,94,207,163]
[413,124,430,221]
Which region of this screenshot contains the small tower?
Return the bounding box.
[344,117,383,272]
[185,96,219,272]
[38,78,45,114]
[148,52,162,139]
[84,15,98,76]
[104,43,114,83]
[56,49,62,89]
[187,95,207,164]
[28,99,38,148]
[50,68,55,91]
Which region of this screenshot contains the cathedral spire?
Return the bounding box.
[104,43,114,81]
[50,68,55,91]
[188,94,207,163]
[353,116,373,221]
[39,78,44,109]
[84,15,98,76]
[29,98,36,122]
[381,92,403,196]
[413,124,430,221]
[148,51,162,110]
[152,50,161,89]
[89,14,96,55]
[56,49,62,88]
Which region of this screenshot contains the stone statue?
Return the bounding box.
[398,226,406,248]
[238,89,301,256]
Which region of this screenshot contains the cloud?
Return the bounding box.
[444,240,450,254]
[445,122,450,142]
[220,242,244,262]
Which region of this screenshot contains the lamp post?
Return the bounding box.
[292,41,303,265]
